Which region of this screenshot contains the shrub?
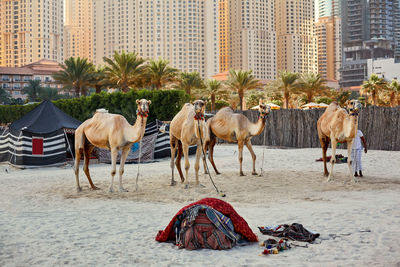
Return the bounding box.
[0,89,190,124]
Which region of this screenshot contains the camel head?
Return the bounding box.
[193,100,206,120]
[258,99,271,119]
[345,99,362,116]
[136,99,151,117]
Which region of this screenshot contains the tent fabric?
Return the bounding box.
[10,100,81,134]
[155,198,258,243]
[0,100,81,167]
[97,119,196,163]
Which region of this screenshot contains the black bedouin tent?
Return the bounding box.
[0,100,81,168]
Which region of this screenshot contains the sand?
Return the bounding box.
[0,144,399,266]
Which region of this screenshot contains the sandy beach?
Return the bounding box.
[1,144,399,266]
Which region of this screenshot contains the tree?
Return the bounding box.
[387,79,400,107]
[175,71,205,96]
[39,87,65,100]
[203,79,223,112]
[0,88,11,104]
[277,71,299,109]
[89,67,108,94]
[361,74,388,106]
[297,72,328,103]
[146,58,178,90]
[103,51,146,92]
[52,57,95,97]
[226,69,261,110]
[22,80,43,102]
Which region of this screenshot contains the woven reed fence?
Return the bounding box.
[235,106,400,151]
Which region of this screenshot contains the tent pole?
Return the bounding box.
[8,130,24,169]
[64,129,75,164]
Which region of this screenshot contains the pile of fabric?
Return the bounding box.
[156,198,258,250]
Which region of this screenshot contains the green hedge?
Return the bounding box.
[0,89,190,124]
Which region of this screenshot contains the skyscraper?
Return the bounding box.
[92,0,219,79]
[316,0,341,80]
[228,0,276,80]
[340,0,396,88]
[276,0,318,74]
[0,0,64,67]
[64,0,93,61]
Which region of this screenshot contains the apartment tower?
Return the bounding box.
[92,0,219,79]
[315,0,341,80]
[0,0,64,67]
[228,0,276,80]
[64,0,93,61]
[340,0,397,87]
[276,0,318,74]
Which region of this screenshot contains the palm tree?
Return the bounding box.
[277,71,299,109]
[23,80,43,102]
[175,71,205,96]
[361,74,388,106]
[103,51,146,92]
[297,72,328,103]
[146,58,178,89]
[89,67,107,93]
[52,57,95,97]
[226,69,261,110]
[203,79,223,112]
[39,87,61,100]
[388,79,400,107]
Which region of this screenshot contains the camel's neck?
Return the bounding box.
[193,118,207,141]
[249,117,266,137]
[343,114,358,139]
[126,115,147,143]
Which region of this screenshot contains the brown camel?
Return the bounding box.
[169,100,207,187]
[74,99,151,192]
[205,99,271,176]
[317,100,362,182]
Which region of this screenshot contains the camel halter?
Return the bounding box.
[136,109,149,117]
[196,119,226,197]
[194,113,205,120]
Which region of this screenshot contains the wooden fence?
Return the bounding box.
[236,106,400,151]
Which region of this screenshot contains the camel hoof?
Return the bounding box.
[326,177,332,182]
[109,187,114,193]
[119,187,129,192]
[252,172,258,176]
[216,171,221,175]
[170,180,177,186]
[184,184,189,189]
[323,172,329,177]
[91,186,101,191]
[240,172,245,176]
[76,187,82,192]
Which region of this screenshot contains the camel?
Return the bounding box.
[169,100,207,187]
[74,99,151,192]
[317,100,362,183]
[205,99,271,176]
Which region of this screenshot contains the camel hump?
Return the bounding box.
[96,108,108,113]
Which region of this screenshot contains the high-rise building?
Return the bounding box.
[340,0,396,88]
[0,0,64,67]
[218,0,229,73]
[227,0,276,80]
[315,16,341,80]
[318,0,341,18]
[276,0,318,74]
[92,0,219,79]
[394,0,400,61]
[64,0,93,61]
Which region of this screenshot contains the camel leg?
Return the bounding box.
[245,141,258,175]
[238,140,245,176]
[83,144,100,190]
[327,138,337,182]
[202,140,209,175]
[320,137,330,177]
[194,143,202,186]
[109,148,118,192]
[176,141,184,183]
[182,142,190,188]
[208,137,221,175]
[347,140,358,183]
[118,146,131,192]
[74,147,82,192]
